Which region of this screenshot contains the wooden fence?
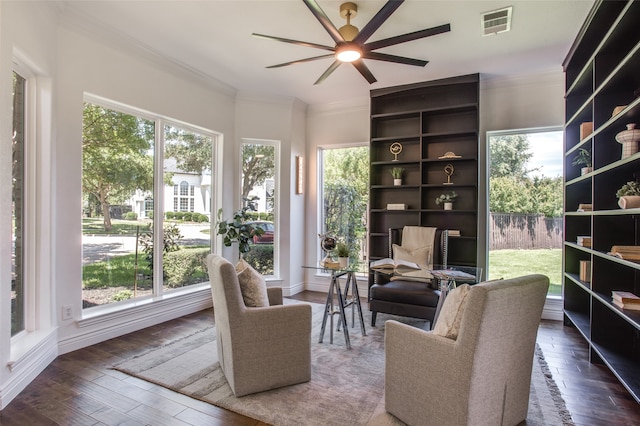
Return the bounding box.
[489,213,563,250]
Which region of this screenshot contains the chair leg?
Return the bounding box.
[371,311,377,327]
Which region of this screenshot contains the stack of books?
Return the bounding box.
[576,236,592,248]
[577,203,592,212]
[447,230,461,237]
[612,290,640,311]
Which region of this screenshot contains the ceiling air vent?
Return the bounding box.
[482,6,512,36]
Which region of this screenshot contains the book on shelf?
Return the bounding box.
[386,203,407,210]
[608,246,640,261]
[611,290,640,304]
[577,203,592,212]
[579,260,591,282]
[370,258,421,270]
[446,230,461,237]
[612,299,640,311]
[576,236,591,248]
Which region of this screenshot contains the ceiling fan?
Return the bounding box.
[252,0,451,85]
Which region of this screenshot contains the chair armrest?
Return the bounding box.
[267,287,283,306]
[239,303,312,342]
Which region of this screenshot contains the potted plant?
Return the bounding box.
[335,242,350,268]
[572,148,592,175]
[616,181,640,209]
[435,191,458,210]
[216,204,264,259]
[390,167,405,186]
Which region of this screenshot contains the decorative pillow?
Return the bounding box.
[236,259,270,307]
[392,244,432,268]
[432,284,471,340]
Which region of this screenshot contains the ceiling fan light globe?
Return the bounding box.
[335,43,362,62]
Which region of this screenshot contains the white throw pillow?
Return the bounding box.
[236,259,270,307]
[392,244,431,268]
[433,284,471,340]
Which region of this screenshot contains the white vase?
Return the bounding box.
[338,257,349,268]
[393,178,402,186]
[581,167,592,175]
[616,123,640,159]
[444,202,453,210]
[618,195,640,209]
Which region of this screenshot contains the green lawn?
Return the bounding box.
[488,249,562,295]
[82,218,150,235]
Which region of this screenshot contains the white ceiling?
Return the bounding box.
[58,0,594,106]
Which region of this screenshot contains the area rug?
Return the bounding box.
[113,302,573,425]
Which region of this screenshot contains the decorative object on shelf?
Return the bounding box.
[443,163,455,184]
[579,260,591,283]
[611,290,640,310]
[389,142,403,161]
[612,105,628,117]
[319,233,338,267]
[436,191,458,210]
[615,123,640,159]
[335,242,350,268]
[438,151,461,159]
[579,122,593,140]
[386,203,407,210]
[577,203,592,212]
[572,148,592,175]
[390,167,405,186]
[616,181,640,209]
[608,245,640,261]
[576,236,591,248]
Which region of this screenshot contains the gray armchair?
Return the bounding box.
[206,254,312,397]
[385,274,549,426]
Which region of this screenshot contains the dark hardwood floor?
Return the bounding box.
[1,291,639,425]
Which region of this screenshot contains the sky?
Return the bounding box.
[524,131,563,178]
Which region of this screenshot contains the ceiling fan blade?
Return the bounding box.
[353,0,404,45]
[266,54,335,68]
[363,51,428,67]
[314,60,342,85]
[365,23,451,51]
[352,60,377,84]
[252,33,335,52]
[303,0,344,44]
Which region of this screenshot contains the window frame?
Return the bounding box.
[82,94,221,312]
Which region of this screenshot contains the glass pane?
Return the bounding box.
[488,131,563,296]
[82,103,155,308]
[242,143,275,275]
[321,146,369,265]
[162,125,212,290]
[11,71,26,336]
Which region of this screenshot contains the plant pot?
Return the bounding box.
[393,178,402,186]
[338,257,349,268]
[581,167,592,175]
[618,195,640,209]
[444,202,453,210]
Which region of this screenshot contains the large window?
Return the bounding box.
[487,129,563,296]
[81,99,217,309]
[240,141,277,275]
[320,146,369,264]
[11,71,26,336]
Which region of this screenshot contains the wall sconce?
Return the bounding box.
[296,155,304,194]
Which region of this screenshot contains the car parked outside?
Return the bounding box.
[248,221,274,244]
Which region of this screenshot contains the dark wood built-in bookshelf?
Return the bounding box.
[368,74,480,272]
[563,0,640,402]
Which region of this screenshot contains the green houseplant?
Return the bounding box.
[435,191,458,210]
[616,181,640,209]
[572,148,592,175]
[390,167,405,186]
[335,242,350,267]
[216,205,264,258]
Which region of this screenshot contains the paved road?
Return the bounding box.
[82,223,211,264]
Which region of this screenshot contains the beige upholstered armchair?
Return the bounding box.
[385,274,549,426]
[206,254,312,397]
